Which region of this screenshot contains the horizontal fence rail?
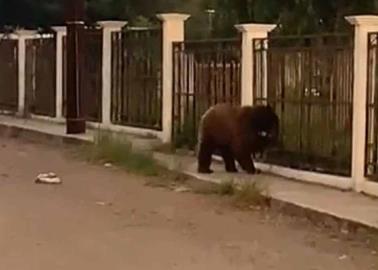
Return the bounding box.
[111,26,163,130]
[366,32,378,182]
[253,34,354,177]
[25,35,57,117]
[0,37,18,113]
[172,38,242,148]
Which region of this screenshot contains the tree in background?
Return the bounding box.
[208,0,378,36]
[0,0,377,35]
[0,0,63,29]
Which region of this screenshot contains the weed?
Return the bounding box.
[81,130,161,177]
[218,180,236,196]
[144,170,189,188]
[153,143,176,154]
[233,181,270,209]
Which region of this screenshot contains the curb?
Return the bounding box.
[0,123,91,146]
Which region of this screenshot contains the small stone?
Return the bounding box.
[249,205,262,211]
[96,201,107,206]
[174,186,191,193]
[338,254,348,260]
[104,163,113,168]
[371,250,377,255]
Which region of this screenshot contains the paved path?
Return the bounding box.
[0,137,376,270]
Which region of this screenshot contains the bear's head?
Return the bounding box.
[249,104,280,148]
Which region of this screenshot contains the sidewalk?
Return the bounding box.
[1,115,378,233]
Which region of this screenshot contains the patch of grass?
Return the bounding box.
[81,130,161,177]
[217,180,236,196]
[153,143,177,154]
[189,180,221,195]
[79,130,270,212]
[144,170,189,188]
[174,115,197,150]
[233,181,271,209]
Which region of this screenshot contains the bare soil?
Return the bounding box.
[0,137,376,270]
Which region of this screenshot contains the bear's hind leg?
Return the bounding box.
[197,141,214,174]
[220,146,238,173]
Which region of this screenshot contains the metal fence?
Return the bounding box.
[63,27,103,121]
[253,34,354,176]
[366,32,378,181]
[172,38,241,148]
[81,27,103,122]
[111,26,163,130]
[0,37,18,113]
[25,35,56,117]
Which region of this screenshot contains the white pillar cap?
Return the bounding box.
[51,26,67,33]
[346,15,378,26]
[156,13,190,22]
[97,21,127,29]
[15,29,38,37]
[235,23,277,33]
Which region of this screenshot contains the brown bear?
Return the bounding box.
[197,103,279,174]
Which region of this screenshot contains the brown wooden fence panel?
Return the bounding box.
[366,32,378,182]
[253,34,354,176]
[25,36,56,117]
[172,39,241,149]
[111,26,162,130]
[0,38,18,113]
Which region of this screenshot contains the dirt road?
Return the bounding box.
[0,137,376,270]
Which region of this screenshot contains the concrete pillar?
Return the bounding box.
[346,15,378,193]
[52,26,67,120]
[156,13,190,143]
[97,21,127,126]
[235,24,276,106]
[15,30,38,117]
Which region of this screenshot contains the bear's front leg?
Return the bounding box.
[234,151,260,175]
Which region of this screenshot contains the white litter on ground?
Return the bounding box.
[35,172,62,185]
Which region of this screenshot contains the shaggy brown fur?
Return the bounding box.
[197,103,279,174]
